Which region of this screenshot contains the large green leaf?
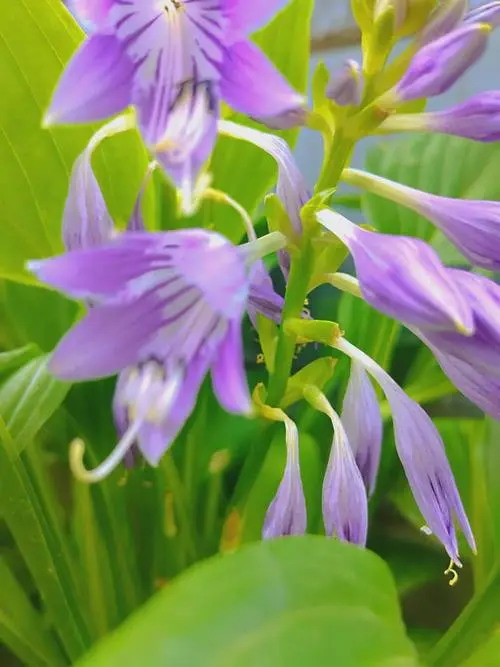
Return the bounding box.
[0,0,149,284]
[206,0,314,242]
[77,538,419,667]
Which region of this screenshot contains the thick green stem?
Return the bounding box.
[315,132,355,194]
[266,239,316,406]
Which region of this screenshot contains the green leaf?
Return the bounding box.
[0,0,149,284]
[0,556,66,667]
[77,538,419,667]
[460,631,500,667]
[205,0,314,242]
[0,355,69,450]
[0,344,38,379]
[0,421,90,661]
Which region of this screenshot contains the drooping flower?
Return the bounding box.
[304,386,368,546]
[326,60,363,107]
[335,338,475,565]
[28,229,254,474]
[341,168,500,271]
[418,270,500,418]
[263,414,307,538]
[247,260,285,328]
[341,361,383,496]
[47,1,304,192]
[317,208,473,334]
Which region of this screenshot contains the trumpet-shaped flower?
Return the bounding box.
[317,209,473,334]
[28,229,253,472]
[341,361,383,496]
[335,338,475,565]
[47,1,304,192]
[263,415,307,538]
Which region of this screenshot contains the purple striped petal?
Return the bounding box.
[337,338,475,563]
[45,32,134,126]
[110,1,224,146]
[226,0,292,40]
[341,361,382,496]
[211,319,251,414]
[263,418,307,538]
[63,151,113,251]
[49,292,165,380]
[155,82,219,191]
[317,210,474,334]
[247,260,284,327]
[382,378,476,562]
[322,409,368,546]
[220,39,304,127]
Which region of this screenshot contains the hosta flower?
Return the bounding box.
[47,0,304,192]
[464,1,500,27]
[326,60,362,107]
[382,24,490,105]
[317,209,473,334]
[341,361,383,496]
[419,270,500,418]
[28,230,253,474]
[335,338,475,565]
[263,415,307,538]
[341,168,500,271]
[417,0,466,46]
[305,387,368,546]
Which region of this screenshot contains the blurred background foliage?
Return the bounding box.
[0,1,500,666]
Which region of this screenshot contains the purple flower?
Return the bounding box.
[417,0,467,46]
[425,91,500,142]
[247,260,284,328]
[317,209,474,334]
[341,361,382,496]
[263,416,307,538]
[304,387,368,546]
[392,24,490,102]
[322,406,368,546]
[343,169,500,271]
[46,1,303,191]
[336,338,475,564]
[464,1,500,27]
[62,148,113,252]
[326,60,362,107]
[28,230,251,470]
[419,271,500,418]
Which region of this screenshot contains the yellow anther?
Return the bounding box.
[256,353,265,364]
[444,559,460,587]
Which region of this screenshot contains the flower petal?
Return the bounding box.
[247,260,284,327]
[263,417,307,538]
[45,32,134,126]
[226,0,292,40]
[341,361,382,496]
[155,82,219,193]
[211,319,251,414]
[71,0,112,26]
[49,294,164,380]
[220,39,304,126]
[62,151,113,251]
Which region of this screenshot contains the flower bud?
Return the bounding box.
[389,24,491,103]
[464,1,500,28]
[326,60,363,107]
[417,0,467,45]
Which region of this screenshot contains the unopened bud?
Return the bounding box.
[326,60,363,107]
[464,1,500,28]
[418,0,467,45]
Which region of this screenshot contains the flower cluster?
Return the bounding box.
[30,0,500,571]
